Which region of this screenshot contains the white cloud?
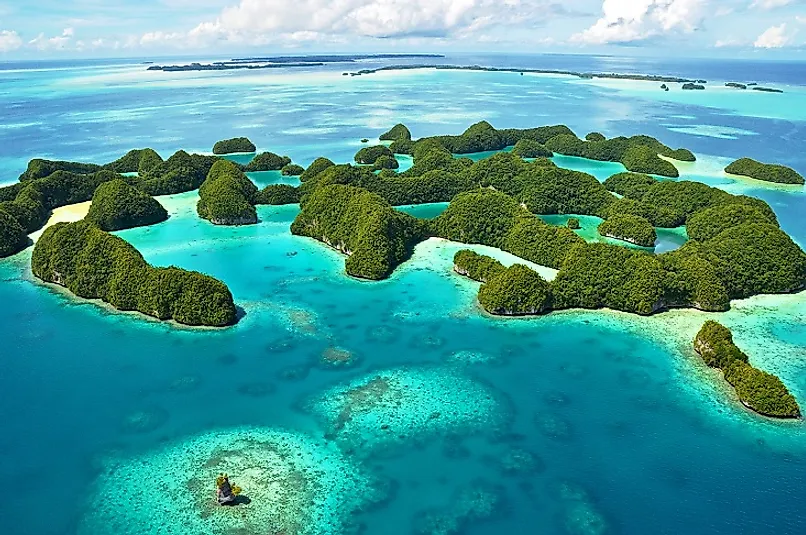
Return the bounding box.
[28,28,75,51]
[714,38,742,47]
[573,0,707,44]
[0,30,22,52]
[754,23,794,47]
[179,0,562,46]
[751,0,794,9]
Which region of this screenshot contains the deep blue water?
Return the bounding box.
[1,55,805,535]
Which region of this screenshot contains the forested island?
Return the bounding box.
[2,123,804,326]
[346,64,702,83]
[32,221,237,326]
[725,158,805,185]
[213,137,256,155]
[694,321,800,418]
[149,54,444,72]
[253,121,806,317]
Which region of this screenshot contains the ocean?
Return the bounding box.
[1,53,805,535]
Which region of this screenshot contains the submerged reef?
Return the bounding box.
[307,366,504,452]
[32,221,237,327]
[78,428,379,535]
[694,321,800,418]
[414,481,503,535]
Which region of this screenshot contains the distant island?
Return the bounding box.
[148,54,445,72]
[344,63,702,83]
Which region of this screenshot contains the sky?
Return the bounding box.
[1,0,805,60]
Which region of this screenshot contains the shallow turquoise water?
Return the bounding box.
[1,57,806,535]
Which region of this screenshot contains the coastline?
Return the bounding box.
[28,201,91,242]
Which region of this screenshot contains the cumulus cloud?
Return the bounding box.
[29,28,75,51]
[0,30,22,52]
[754,23,794,47]
[177,0,565,45]
[573,0,706,44]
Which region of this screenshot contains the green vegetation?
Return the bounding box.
[379,123,412,141]
[682,83,705,90]
[478,264,552,315]
[567,218,580,229]
[585,132,606,142]
[20,159,101,181]
[552,243,666,315]
[243,152,291,172]
[700,223,806,299]
[291,184,426,280]
[660,245,730,311]
[32,220,237,326]
[453,249,505,282]
[603,172,657,199]
[503,217,584,270]
[255,184,300,205]
[724,158,805,185]
[104,149,163,175]
[212,137,256,155]
[694,321,800,418]
[355,145,394,165]
[135,151,218,196]
[372,155,400,171]
[621,145,680,177]
[433,190,528,248]
[517,167,615,216]
[512,139,552,159]
[281,164,304,176]
[0,211,28,257]
[686,203,777,242]
[598,214,657,247]
[197,160,258,225]
[86,179,168,231]
[602,197,680,228]
[300,157,335,182]
[0,169,128,243]
[544,133,693,177]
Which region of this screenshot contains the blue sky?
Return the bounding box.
[1,0,805,59]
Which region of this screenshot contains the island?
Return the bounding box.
[725,82,747,90]
[597,214,657,247]
[85,179,169,231]
[355,145,395,165]
[243,152,292,172]
[346,64,703,84]
[752,86,784,93]
[281,163,305,176]
[724,157,805,185]
[512,139,552,159]
[32,220,238,326]
[3,121,804,329]
[213,137,256,155]
[681,83,705,90]
[694,321,800,418]
[283,121,806,318]
[148,54,445,72]
[567,218,581,230]
[197,160,259,225]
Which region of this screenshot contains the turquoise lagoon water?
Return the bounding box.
[1,55,806,535]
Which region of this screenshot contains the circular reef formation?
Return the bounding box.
[78,427,379,535]
[307,366,505,452]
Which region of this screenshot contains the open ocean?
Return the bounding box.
[1,53,805,535]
